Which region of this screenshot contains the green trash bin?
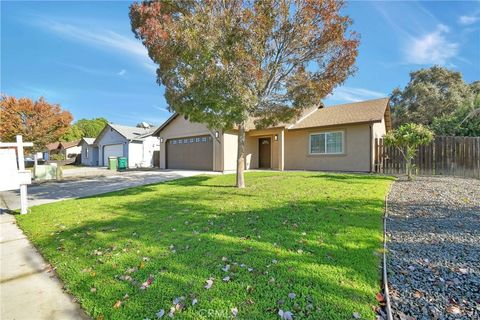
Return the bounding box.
[118,157,127,171]
[108,157,118,170]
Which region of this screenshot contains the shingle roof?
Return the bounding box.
[154,98,391,135]
[109,123,158,140]
[289,98,390,130]
[45,142,60,151]
[244,105,320,131]
[60,140,81,149]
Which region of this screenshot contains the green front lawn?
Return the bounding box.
[17,172,393,320]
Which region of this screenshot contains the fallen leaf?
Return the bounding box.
[278,309,293,320]
[192,298,198,306]
[222,265,230,272]
[288,292,296,299]
[168,306,175,318]
[113,300,122,308]
[90,287,97,293]
[205,278,214,289]
[353,312,361,319]
[223,276,231,282]
[156,309,165,318]
[458,268,468,275]
[140,276,154,290]
[413,291,423,298]
[231,307,238,317]
[446,305,461,314]
[375,292,385,302]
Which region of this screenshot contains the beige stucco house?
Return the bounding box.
[153,98,392,172]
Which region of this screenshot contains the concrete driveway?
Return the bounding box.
[0,169,216,211]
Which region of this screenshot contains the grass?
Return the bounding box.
[16,172,393,320]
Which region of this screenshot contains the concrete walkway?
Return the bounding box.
[0,170,215,319]
[0,213,88,319]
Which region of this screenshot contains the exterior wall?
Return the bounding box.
[157,116,222,171]
[127,137,160,168]
[222,132,238,171]
[371,116,387,171]
[80,141,99,166]
[245,129,284,170]
[96,127,128,166]
[64,145,81,158]
[372,117,386,138]
[245,135,258,169]
[284,124,372,172]
[128,142,144,168]
[143,136,160,168]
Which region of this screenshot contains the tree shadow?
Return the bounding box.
[17,173,390,320]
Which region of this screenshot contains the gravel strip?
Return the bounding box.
[386,176,480,320]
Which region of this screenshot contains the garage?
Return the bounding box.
[166,135,213,170]
[103,144,124,166]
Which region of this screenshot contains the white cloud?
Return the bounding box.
[327,87,385,103]
[153,105,170,112]
[459,15,479,25]
[34,18,157,72]
[406,24,458,65]
[117,69,126,76]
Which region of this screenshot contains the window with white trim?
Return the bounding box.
[309,131,344,154]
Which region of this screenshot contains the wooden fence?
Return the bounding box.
[374,136,480,179]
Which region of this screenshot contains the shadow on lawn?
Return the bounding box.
[27,174,387,319]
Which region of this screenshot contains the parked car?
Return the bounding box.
[24,157,46,168]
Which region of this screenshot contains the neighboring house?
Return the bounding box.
[153,98,392,172]
[43,140,81,160]
[94,123,160,168]
[79,137,99,166]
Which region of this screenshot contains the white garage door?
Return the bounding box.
[103,144,124,166]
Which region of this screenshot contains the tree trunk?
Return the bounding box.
[406,158,412,180]
[236,122,246,188]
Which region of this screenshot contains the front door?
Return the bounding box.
[258,138,271,168]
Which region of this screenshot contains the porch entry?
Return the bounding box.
[258,137,271,168]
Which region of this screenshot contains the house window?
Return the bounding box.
[195,137,200,143]
[309,131,344,154]
[85,147,89,159]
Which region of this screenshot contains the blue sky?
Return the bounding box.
[1,1,479,126]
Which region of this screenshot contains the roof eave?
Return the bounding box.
[287,119,383,131]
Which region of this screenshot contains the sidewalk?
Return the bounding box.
[0,213,89,320]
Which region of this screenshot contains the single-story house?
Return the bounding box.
[43,140,82,161]
[79,137,99,166]
[94,123,160,168]
[153,98,392,172]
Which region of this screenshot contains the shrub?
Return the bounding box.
[50,153,65,161]
[384,123,434,180]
